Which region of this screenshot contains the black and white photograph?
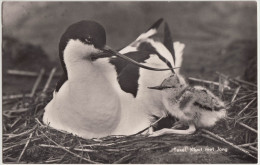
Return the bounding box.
[2,1,257,164]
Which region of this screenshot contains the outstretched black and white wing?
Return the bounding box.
[110,18,183,97]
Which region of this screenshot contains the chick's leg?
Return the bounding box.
[149,123,196,137]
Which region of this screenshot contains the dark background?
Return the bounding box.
[2,1,257,93]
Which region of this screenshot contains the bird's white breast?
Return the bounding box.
[43,58,122,138]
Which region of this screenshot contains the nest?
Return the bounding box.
[3,69,257,163]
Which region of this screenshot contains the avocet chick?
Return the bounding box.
[149,74,226,136]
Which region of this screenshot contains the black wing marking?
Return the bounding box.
[147,18,164,32]
[193,101,213,111]
[163,22,175,65]
[138,42,174,72]
[117,64,140,97]
[110,50,152,74]
[55,73,68,92]
[111,41,174,97]
[117,18,164,52]
[193,101,224,111]
[109,51,152,97]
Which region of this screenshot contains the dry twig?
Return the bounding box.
[7,69,61,77]
[3,93,31,100]
[40,131,100,164]
[4,108,29,113]
[42,68,57,93]
[249,146,258,152]
[216,72,254,91]
[132,115,164,135]
[44,158,63,163]
[201,129,257,159]
[231,86,241,102]
[35,118,44,127]
[238,142,258,147]
[7,70,39,77]
[201,134,222,144]
[4,125,37,139]
[238,98,256,116]
[238,122,257,134]
[234,78,257,88]
[216,72,239,86]
[188,77,231,89]
[8,117,22,128]
[39,144,97,152]
[112,151,137,164]
[226,92,257,107]
[3,137,42,152]
[30,69,45,97]
[17,132,33,162]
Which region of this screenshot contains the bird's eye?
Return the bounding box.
[85,36,93,44]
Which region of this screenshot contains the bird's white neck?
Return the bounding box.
[66,59,93,80]
[63,39,101,80]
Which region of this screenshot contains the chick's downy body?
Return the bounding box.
[150,74,226,136]
[163,85,226,128]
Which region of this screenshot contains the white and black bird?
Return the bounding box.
[43,19,184,138]
[149,74,227,137]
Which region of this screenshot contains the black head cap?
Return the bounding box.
[59,20,106,76]
[60,20,106,50]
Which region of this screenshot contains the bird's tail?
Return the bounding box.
[135,18,164,41]
[119,18,163,54]
[173,41,185,75]
[163,22,175,65]
[162,22,185,75]
[119,18,185,76]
